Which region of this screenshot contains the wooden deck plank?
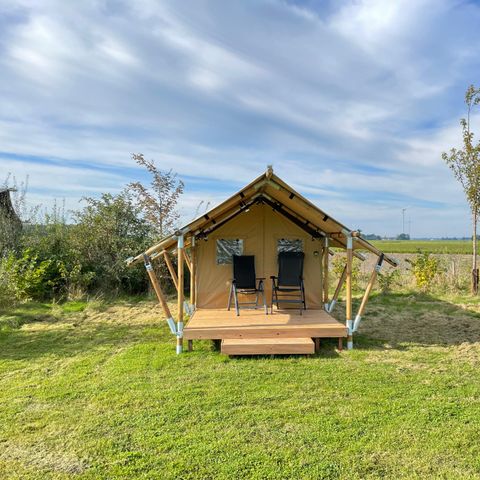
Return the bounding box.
[184,308,347,340]
[222,337,315,355]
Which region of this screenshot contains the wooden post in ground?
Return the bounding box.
[322,237,329,309]
[163,251,179,291]
[177,235,185,354]
[346,234,353,350]
[328,263,347,313]
[190,236,196,307]
[143,254,177,335]
[353,254,384,332]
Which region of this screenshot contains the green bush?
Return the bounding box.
[407,251,442,291]
[0,254,23,309]
[331,254,362,290]
[377,268,400,294]
[70,191,153,294]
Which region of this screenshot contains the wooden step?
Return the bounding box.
[221,337,315,355]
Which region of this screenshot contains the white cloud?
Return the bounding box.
[0,0,479,236]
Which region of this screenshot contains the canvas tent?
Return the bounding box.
[128,167,397,355]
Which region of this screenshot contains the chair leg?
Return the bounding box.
[274,284,280,311]
[233,286,240,316]
[301,281,306,310]
[270,280,275,314]
[227,283,234,311]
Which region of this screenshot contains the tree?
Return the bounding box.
[442,84,480,294]
[128,153,184,238]
[72,191,153,293]
[396,233,410,241]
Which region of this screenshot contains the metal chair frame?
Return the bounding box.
[270,252,306,314]
[227,255,268,316]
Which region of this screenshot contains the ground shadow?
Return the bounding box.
[331,292,480,349]
[0,311,163,362]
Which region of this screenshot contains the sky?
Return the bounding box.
[1,0,480,238]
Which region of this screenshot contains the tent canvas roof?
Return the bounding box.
[128,167,397,267]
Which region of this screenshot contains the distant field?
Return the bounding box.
[370,240,472,254]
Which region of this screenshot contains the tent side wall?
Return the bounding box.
[195,203,323,309]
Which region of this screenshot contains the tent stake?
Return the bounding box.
[353,254,384,332]
[346,235,353,350]
[328,263,347,313]
[143,254,177,335]
[177,235,185,354]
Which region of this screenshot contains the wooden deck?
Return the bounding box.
[184,308,347,340]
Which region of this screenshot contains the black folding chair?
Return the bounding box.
[270,252,306,314]
[227,255,267,316]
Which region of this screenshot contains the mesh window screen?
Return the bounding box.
[277,238,303,253]
[216,239,244,264]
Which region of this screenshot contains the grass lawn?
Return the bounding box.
[370,240,472,254]
[1,294,480,479]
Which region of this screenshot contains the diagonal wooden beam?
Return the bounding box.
[143,254,177,335]
[163,251,179,291]
[353,254,384,332]
[328,263,347,313]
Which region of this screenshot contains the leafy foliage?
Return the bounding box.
[128,153,184,237]
[377,268,400,294]
[71,191,154,294]
[407,251,442,291]
[331,255,361,290]
[442,84,480,293]
[442,85,480,214]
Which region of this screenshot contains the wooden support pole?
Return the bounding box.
[183,249,193,274]
[328,263,347,313]
[163,251,179,291]
[190,237,196,307]
[177,235,185,354]
[143,255,177,335]
[322,237,329,309]
[353,254,384,332]
[346,235,353,350]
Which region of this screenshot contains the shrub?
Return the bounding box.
[377,268,400,294]
[407,251,441,291]
[71,191,154,294]
[0,254,23,309]
[331,254,361,290]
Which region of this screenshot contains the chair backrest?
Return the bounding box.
[233,255,256,289]
[278,252,304,286]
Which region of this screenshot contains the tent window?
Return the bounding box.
[216,239,244,264]
[277,238,303,253]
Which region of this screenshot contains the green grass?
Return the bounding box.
[370,239,472,254]
[1,295,480,479]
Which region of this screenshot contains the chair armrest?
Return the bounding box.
[256,277,265,280]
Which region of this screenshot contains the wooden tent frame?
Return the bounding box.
[127,167,397,354]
